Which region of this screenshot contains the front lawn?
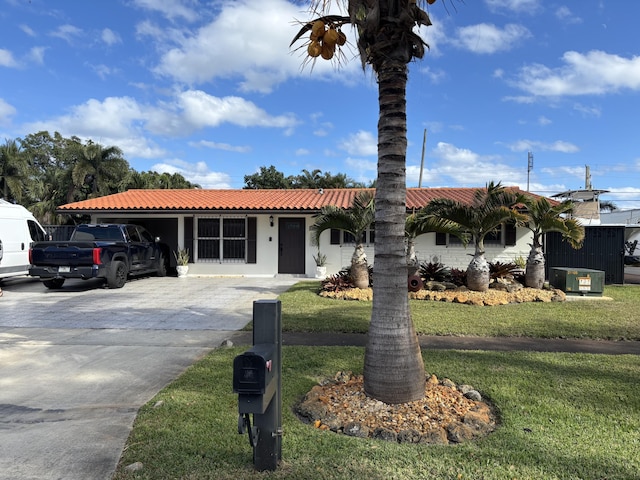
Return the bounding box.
[278,282,640,340]
[113,347,640,480]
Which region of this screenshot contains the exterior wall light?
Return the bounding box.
[269,215,274,227]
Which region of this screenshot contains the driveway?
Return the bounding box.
[0,275,297,480]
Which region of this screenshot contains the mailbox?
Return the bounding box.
[233,344,275,395]
[234,300,282,472]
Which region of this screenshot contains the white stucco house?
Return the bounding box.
[57,187,543,277]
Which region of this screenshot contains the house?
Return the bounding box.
[57,187,540,277]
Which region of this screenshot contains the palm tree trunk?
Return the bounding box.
[351,243,370,289]
[525,245,546,289]
[364,62,425,404]
[467,240,490,292]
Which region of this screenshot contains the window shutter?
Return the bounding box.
[330,229,340,245]
[435,232,447,245]
[247,217,257,263]
[505,222,517,246]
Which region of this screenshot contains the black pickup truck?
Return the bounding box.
[29,224,169,289]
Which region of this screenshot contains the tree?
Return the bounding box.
[293,1,438,403]
[425,182,527,292]
[405,210,469,270]
[243,165,293,189]
[521,196,585,289]
[70,140,129,198]
[0,139,28,202]
[311,190,374,288]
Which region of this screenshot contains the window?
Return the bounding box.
[439,222,516,247]
[330,227,375,245]
[196,217,256,263]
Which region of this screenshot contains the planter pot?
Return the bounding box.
[315,266,327,279]
[177,265,189,278]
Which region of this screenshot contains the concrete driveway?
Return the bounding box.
[0,274,297,480]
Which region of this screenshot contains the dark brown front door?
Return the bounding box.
[278,217,305,274]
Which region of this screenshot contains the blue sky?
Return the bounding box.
[1,0,639,208]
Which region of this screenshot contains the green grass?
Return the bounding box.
[276,282,640,340]
[113,347,640,480]
[113,282,640,479]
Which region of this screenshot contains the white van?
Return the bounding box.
[0,199,48,280]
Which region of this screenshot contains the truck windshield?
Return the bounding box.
[74,227,123,241]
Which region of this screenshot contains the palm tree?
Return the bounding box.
[405,211,469,271]
[426,182,527,292]
[311,190,375,288]
[0,139,28,203]
[70,140,128,198]
[521,196,585,289]
[293,1,436,403]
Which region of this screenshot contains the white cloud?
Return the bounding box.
[101,28,122,46]
[131,0,199,22]
[50,24,83,44]
[454,23,531,54]
[430,142,524,186]
[507,139,579,153]
[189,139,251,153]
[0,49,18,68]
[339,130,377,157]
[172,90,298,132]
[513,50,640,97]
[295,148,310,156]
[0,98,17,126]
[484,0,541,14]
[151,0,359,93]
[20,24,36,37]
[555,6,582,24]
[151,159,232,189]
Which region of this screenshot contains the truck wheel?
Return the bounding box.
[43,278,65,289]
[107,261,128,289]
[156,253,167,277]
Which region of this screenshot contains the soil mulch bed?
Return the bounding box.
[296,371,497,445]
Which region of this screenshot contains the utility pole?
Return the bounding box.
[418,129,426,188]
[527,151,534,191]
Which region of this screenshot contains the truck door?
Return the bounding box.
[125,225,145,271]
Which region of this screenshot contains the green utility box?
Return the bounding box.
[549,267,605,296]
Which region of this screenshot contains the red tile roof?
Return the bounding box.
[57,187,538,213]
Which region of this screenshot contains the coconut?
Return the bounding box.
[323,28,339,48]
[307,40,322,58]
[336,30,347,46]
[311,20,325,40]
[320,42,335,60]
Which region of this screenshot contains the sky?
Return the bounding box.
[1,0,639,208]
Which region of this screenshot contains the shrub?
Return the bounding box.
[489,261,520,280]
[449,268,467,287]
[419,261,451,283]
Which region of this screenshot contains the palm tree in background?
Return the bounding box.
[70,140,128,198]
[0,139,28,203]
[425,182,527,292]
[311,190,375,288]
[521,196,585,289]
[292,0,441,403]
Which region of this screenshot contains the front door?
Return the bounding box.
[278,218,305,274]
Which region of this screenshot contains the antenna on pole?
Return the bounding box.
[527,151,534,191]
[418,129,426,188]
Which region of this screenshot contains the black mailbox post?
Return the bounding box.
[233,300,282,471]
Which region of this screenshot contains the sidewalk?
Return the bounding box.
[231,331,640,355]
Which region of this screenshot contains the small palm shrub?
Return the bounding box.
[449,268,467,287]
[489,261,520,280]
[320,265,374,293]
[419,261,451,283]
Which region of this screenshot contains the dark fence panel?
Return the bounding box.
[545,225,625,284]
